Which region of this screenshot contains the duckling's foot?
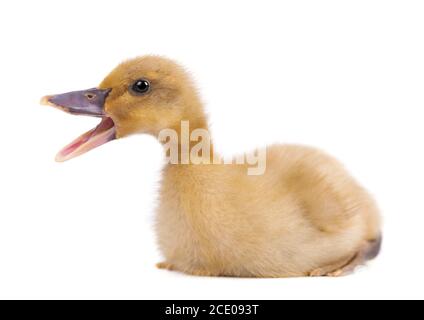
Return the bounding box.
[324,254,362,277]
[309,267,346,277]
[156,261,175,271]
[156,262,218,276]
[309,237,382,277]
[309,254,356,277]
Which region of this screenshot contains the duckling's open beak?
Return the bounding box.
[41,88,116,162]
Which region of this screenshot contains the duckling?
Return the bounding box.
[41,56,382,277]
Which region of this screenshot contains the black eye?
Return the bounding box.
[131,79,150,94]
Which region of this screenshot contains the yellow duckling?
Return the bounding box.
[41,56,381,277]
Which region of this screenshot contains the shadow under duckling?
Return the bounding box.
[41,56,382,277]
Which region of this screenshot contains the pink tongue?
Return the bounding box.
[56,117,116,162]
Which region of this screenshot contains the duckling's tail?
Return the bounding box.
[364,234,383,261]
[327,234,383,276]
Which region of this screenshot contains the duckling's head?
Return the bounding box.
[41,56,206,162]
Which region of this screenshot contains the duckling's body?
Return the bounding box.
[43,55,381,277]
[157,145,380,277]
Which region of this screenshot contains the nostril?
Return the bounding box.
[85,93,96,100]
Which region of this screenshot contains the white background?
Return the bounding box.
[0,0,423,300]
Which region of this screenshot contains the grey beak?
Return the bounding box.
[41,88,111,117]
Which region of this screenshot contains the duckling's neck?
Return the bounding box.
[160,116,216,165]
